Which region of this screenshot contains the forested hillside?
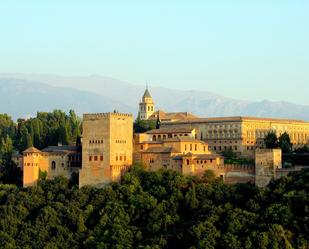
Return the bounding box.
[0,166,308,249]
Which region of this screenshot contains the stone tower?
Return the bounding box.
[139,86,155,120]
[255,149,282,187]
[79,112,133,188]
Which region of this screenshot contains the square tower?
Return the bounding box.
[79,112,133,187]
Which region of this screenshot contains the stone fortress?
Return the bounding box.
[18,88,309,188]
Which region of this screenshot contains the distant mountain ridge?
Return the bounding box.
[0,74,309,121]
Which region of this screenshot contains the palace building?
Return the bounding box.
[22,145,81,187]
[133,128,224,177]
[161,116,309,158]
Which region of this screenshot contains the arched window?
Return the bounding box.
[153,135,156,141]
[186,159,190,165]
[51,161,56,170]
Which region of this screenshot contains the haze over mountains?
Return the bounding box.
[1,74,309,121]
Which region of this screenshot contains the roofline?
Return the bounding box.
[162,116,309,124]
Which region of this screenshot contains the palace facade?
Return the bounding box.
[161,116,309,158]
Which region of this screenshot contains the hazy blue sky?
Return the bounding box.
[0,0,308,104]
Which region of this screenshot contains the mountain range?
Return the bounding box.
[0,74,308,121]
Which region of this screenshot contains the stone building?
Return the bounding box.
[138,87,198,122]
[22,145,81,187]
[134,127,223,175]
[161,116,309,158]
[138,88,155,120]
[79,112,133,187]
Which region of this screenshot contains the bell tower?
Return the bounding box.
[139,86,155,120]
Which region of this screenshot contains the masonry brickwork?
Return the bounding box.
[79,112,133,187]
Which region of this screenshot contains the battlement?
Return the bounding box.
[83,112,133,120]
[218,164,255,172]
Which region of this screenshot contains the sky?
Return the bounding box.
[0,0,308,104]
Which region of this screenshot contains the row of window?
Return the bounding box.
[140,106,154,112]
[212,146,238,151]
[89,155,104,161]
[116,154,127,161]
[24,163,38,167]
[116,140,127,144]
[68,155,81,161]
[152,133,189,141]
[196,159,213,164]
[184,144,207,152]
[89,139,104,145]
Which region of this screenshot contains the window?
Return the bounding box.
[120,155,122,161]
[186,159,190,165]
[190,144,192,150]
[141,145,144,150]
[51,161,56,170]
[124,155,126,161]
[94,156,98,161]
[185,144,187,151]
[195,144,197,151]
[203,146,206,152]
[100,156,103,161]
[116,155,118,161]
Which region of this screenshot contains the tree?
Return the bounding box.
[264,132,278,149]
[278,132,292,153]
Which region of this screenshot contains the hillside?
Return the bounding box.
[1,74,309,120]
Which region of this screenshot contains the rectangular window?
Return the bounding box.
[120,155,122,161]
[190,144,192,150]
[124,155,126,161]
[89,156,92,161]
[100,156,103,161]
[116,155,118,161]
[195,144,197,151]
[94,156,98,161]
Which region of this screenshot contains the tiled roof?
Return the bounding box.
[42,145,78,153]
[143,146,178,153]
[149,111,198,121]
[163,116,309,124]
[173,153,222,160]
[23,147,42,153]
[143,89,152,98]
[146,127,194,134]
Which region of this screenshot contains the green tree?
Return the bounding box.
[264,132,278,149]
[278,132,292,153]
